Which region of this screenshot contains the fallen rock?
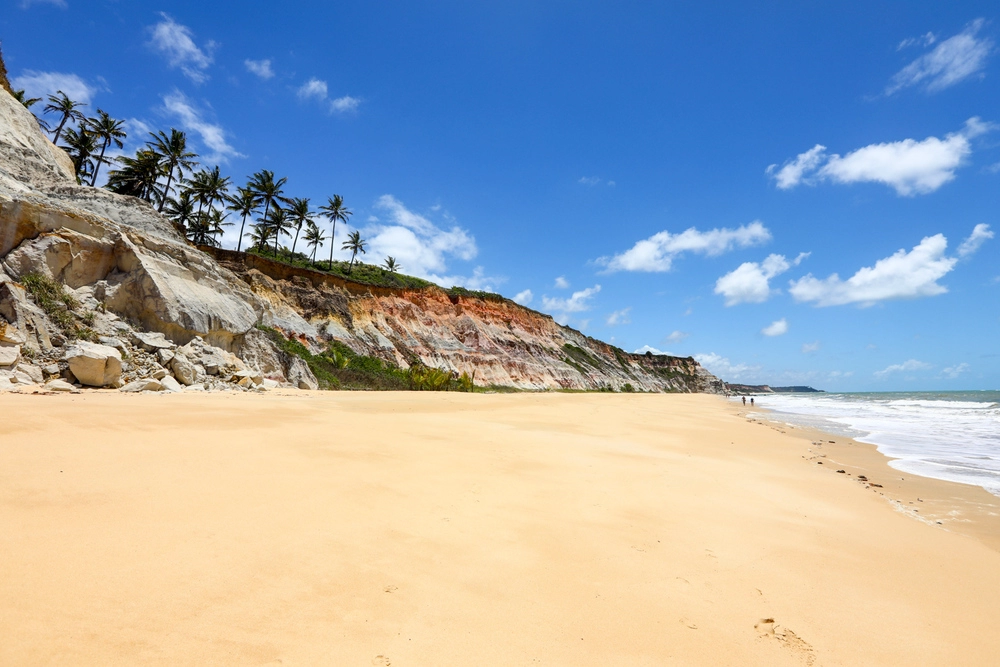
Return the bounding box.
[232,368,263,385]
[287,356,319,390]
[14,363,43,384]
[0,344,20,368]
[159,375,182,392]
[64,341,123,387]
[0,320,26,345]
[156,348,175,365]
[45,379,77,392]
[170,355,202,386]
[42,363,60,377]
[130,331,174,353]
[151,367,168,380]
[0,375,14,391]
[120,379,164,393]
[98,336,127,351]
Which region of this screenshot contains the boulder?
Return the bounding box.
[130,331,174,353]
[159,375,183,392]
[0,375,14,391]
[287,356,319,390]
[120,379,164,393]
[176,337,245,377]
[45,379,77,392]
[232,368,263,385]
[0,344,19,368]
[0,320,26,345]
[14,363,43,384]
[98,336,127,351]
[156,348,175,365]
[64,341,122,387]
[170,355,202,386]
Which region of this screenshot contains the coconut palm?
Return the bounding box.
[319,194,352,269]
[60,126,99,183]
[106,149,164,204]
[286,197,313,257]
[303,220,326,265]
[247,170,290,234]
[342,230,366,274]
[163,190,195,234]
[85,109,127,186]
[205,208,232,246]
[265,205,293,256]
[185,166,231,218]
[226,186,261,252]
[13,89,41,109]
[247,220,275,252]
[382,256,401,273]
[148,129,198,211]
[44,90,87,144]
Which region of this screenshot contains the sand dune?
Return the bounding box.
[2,392,999,665]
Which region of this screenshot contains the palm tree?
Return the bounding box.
[85,109,127,186]
[342,230,366,274]
[247,170,290,234]
[265,206,293,256]
[61,126,99,183]
[382,256,401,273]
[247,220,275,252]
[226,186,260,252]
[186,166,231,218]
[13,89,41,109]
[163,190,195,235]
[303,220,326,265]
[319,194,352,269]
[106,149,164,204]
[148,129,198,211]
[44,90,87,144]
[287,197,313,257]
[205,208,232,246]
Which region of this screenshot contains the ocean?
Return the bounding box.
[742,391,1000,497]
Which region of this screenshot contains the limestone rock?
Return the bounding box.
[156,348,175,365]
[170,355,201,386]
[98,336,127,351]
[175,337,244,377]
[64,341,122,387]
[15,363,43,384]
[45,379,77,392]
[159,375,182,392]
[130,331,174,353]
[120,379,164,393]
[0,344,19,368]
[287,356,318,390]
[0,320,25,345]
[151,367,167,380]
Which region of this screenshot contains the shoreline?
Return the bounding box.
[3,391,1000,664]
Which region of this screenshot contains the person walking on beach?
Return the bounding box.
[742,396,746,406]
[750,397,754,406]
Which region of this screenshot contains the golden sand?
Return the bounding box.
[2,391,999,665]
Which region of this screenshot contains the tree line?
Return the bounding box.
[13,88,402,275]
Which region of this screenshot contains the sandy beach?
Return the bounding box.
[2,391,1000,665]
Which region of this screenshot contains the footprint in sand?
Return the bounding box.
[755,618,815,665]
[372,655,391,666]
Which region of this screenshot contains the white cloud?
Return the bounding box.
[148,14,213,83]
[714,252,808,306]
[607,180,616,187]
[789,234,958,307]
[366,195,479,284]
[801,341,821,354]
[958,223,993,257]
[11,70,96,104]
[599,221,771,273]
[578,176,601,186]
[513,289,533,305]
[769,118,992,196]
[330,95,361,113]
[887,19,993,95]
[426,266,505,293]
[19,0,66,8]
[554,276,570,289]
[162,91,242,163]
[297,78,328,100]
[940,362,970,379]
[898,32,936,51]
[244,59,274,79]
[761,318,788,337]
[542,285,601,323]
[606,307,631,326]
[665,330,689,343]
[634,345,671,355]
[694,353,761,381]
[874,359,931,379]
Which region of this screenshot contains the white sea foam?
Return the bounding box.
[740,392,1000,496]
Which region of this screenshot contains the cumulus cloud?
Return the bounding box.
[606,307,631,326]
[244,59,274,79]
[426,266,505,293]
[513,289,533,306]
[634,345,671,355]
[874,359,931,379]
[554,276,570,289]
[940,362,970,379]
[542,285,601,324]
[598,221,771,273]
[330,95,361,113]
[162,91,242,163]
[297,78,328,100]
[714,252,808,306]
[11,70,96,104]
[665,330,689,343]
[694,353,761,382]
[887,19,993,95]
[148,14,214,83]
[789,234,961,307]
[958,223,993,257]
[802,341,821,353]
[769,118,992,196]
[20,0,66,8]
[761,319,788,337]
[363,195,485,288]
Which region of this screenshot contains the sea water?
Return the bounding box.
[741,391,1000,497]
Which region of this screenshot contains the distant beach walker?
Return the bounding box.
[744,391,1000,497]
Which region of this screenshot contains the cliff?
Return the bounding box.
[0,80,724,394]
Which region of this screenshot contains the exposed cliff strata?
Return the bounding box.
[0,80,724,394]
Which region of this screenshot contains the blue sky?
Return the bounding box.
[4,1,998,391]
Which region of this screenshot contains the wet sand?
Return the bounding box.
[2,391,999,665]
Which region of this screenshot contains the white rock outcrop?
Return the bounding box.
[64,341,122,387]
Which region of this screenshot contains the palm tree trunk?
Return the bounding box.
[52,117,68,144]
[236,213,247,252]
[348,251,356,274]
[291,225,301,256]
[158,164,175,213]
[328,220,336,269]
[90,142,108,187]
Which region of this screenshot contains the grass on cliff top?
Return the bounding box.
[258,326,475,392]
[246,247,505,301]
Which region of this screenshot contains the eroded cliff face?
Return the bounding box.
[211,249,725,393]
